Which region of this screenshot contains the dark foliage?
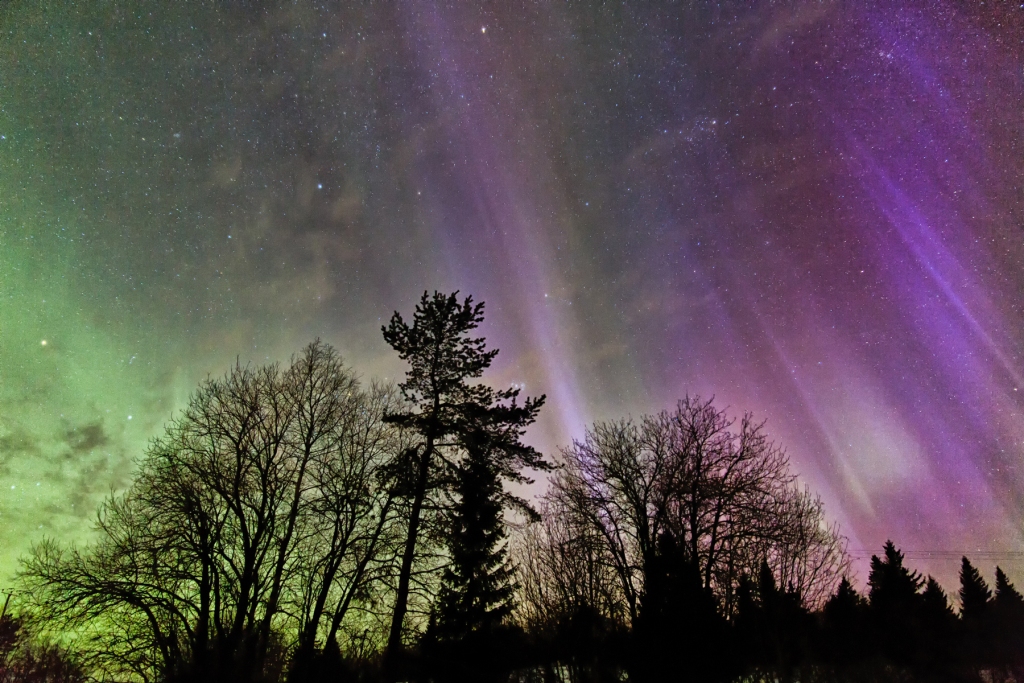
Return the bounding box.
[992,567,1024,677]
[757,560,814,678]
[959,556,993,669]
[433,447,516,641]
[0,614,86,683]
[542,605,626,683]
[819,576,869,669]
[916,577,960,681]
[959,557,993,623]
[630,532,733,683]
[868,540,925,668]
[381,291,549,664]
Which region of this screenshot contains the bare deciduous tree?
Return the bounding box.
[288,380,413,679]
[19,342,408,683]
[514,505,625,631]
[544,396,847,625]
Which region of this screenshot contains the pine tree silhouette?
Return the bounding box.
[958,556,993,670]
[995,567,1024,610]
[755,560,811,680]
[920,576,955,628]
[959,557,992,622]
[992,567,1024,675]
[820,577,868,671]
[423,441,525,683]
[434,444,516,639]
[868,541,924,668]
[381,291,548,666]
[868,541,924,611]
[917,576,958,678]
[630,533,730,683]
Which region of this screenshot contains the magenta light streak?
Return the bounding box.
[399,2,588,445]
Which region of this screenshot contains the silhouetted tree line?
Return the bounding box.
[0,612,85,682]
[8,292,1024,682]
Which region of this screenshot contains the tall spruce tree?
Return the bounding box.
[381,291,548,658]
[821,577,868,669]
[994,567,1024,611]
[920,576,956,628]
[959,556,992,622]
[434,443,516,640]
[868,541,924,612]
[867,541,924,667]
[992,567,1024,671]
[917,576,958,677]
[959,556,993,668]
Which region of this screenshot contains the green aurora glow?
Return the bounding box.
[3,1,1024,592]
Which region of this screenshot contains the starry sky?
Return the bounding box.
[1,1,1023,592]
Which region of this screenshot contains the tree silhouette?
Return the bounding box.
[959,556,992,670]
[630,532,730,683]
[992,567,1024,676]
[958,556,992,621]
[513,502,625,682]
[548,397,847,631]
[381,292,495,659]
[287,378,412,683]
[0,614,85,683]
[868,542,924,610]
[994,567,1024,610]
[380,291,548,664]
[867,541,924,669]
[21,342,405,683]
[434,446,516,641]
[819,577,868,671]
[917,576,958,679]
[733,560,812,681]
[423,442,529,683]
[758,560,812,679]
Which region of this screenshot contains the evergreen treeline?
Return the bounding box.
[5,292,1023,683]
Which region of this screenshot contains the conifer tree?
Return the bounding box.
[959,556,993,669]
[917,576,958,676]
[825,577,865,618]
[867,541,924,667]
[992,567,1024,673]
[994,567,1024,611]
[821,577,867,668]
[381,291,548,659]
[958,557,992,622]
[868,541,924,611]
[434,444,516,639]
[921,576,955,624]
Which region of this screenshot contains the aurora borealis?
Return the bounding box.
[1,1,1022,590]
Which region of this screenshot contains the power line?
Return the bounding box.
[848,550,1024,561]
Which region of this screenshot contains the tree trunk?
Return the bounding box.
[386,440,433,660]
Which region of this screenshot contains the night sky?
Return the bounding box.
[2,1,1023,592]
